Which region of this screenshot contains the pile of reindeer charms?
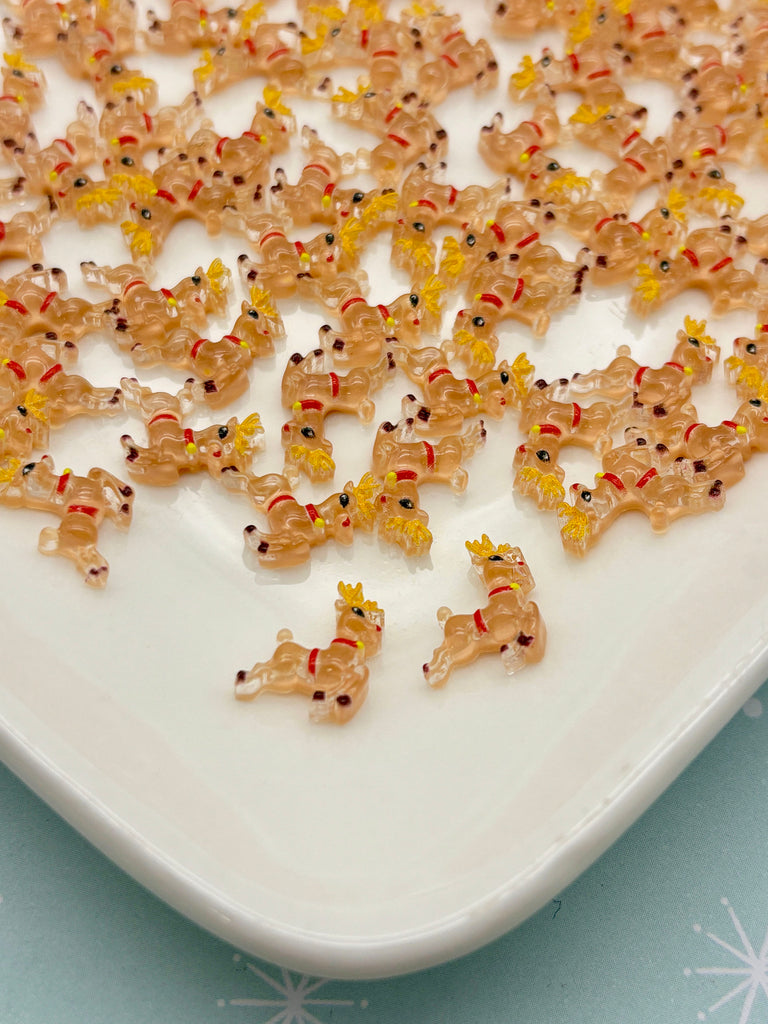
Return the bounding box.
[4,0,768,720]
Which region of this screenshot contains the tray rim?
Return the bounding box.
[3,632,766,980]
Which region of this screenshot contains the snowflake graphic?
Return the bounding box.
[685,897,768,1023]
[217,954,367,1024]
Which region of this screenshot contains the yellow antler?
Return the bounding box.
[465,534,512,558]
[338,581,382,614]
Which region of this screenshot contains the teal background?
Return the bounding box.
[2,680,768,1023]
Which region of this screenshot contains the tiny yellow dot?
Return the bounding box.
[186,442,197,454]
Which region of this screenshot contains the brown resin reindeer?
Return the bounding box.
[0,454,134,586]
[119,378,263,485]
[423,536,546,687]
[234,581,384,724]
[242,473,378,569]
[372,418,486,493]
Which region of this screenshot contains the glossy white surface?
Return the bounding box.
[2,0,768,980]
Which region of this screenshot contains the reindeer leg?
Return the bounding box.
[38,520,109,587]
[243,525,312,567]
[450,466,469,492]
[423,640,456,687]
[310,672,369,724]
[234,662,274,699]
[500,607,546,674]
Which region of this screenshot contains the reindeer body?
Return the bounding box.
[424,537,545,687]
[235,582,384,724]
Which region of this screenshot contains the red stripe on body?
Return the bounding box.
[635,467,658,488]
[39,363,63,383]
[267,493,296,512]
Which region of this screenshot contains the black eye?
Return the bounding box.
[746,343,757,354]
[352,191,364,203]
[12,68,23,77]
[74,177,87,187]
[339,492,350,507]
[247,308,259,318]
[216,46,226,55]
[399,497,414,509]
[500,370,509,384]
[597,10,606,21]
[227,7,236,14]
[412,221,425,232]
[17,405,27,415]
[22,462,35,474]
[541,54,551,66]
[603,112,615,119]
[546,161,560,171]
[707,169,722,179]
[331,25,340,35]
[191,275,201,285]
[488,554,503,561]
[687,336,700,347]
[110,64,123,74]
[409,294,419,307]
[659,260,670,272]
[580,490,592,501]
[325,233,335,244]
[660,207,670,218]
[300,426,316,438]
[120,155,134,166]
[218,426,229,439]
[140,208,151,220]
[351,605,365,616]
[536,449,550,462]
[466,233,476,247]
[263,107,275,118]
[750,398,762,406]
[472,316,485,327]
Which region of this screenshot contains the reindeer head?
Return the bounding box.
[465,535,535,593]
[334,581,384,653]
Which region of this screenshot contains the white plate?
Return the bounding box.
[2,0,768,980]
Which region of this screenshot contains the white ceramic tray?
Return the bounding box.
[2,0,768,980]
